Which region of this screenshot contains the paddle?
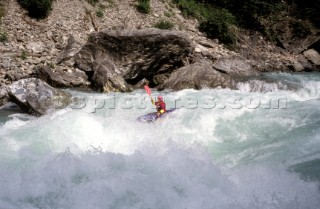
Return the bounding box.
[144,85,155,105]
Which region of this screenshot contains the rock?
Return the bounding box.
[4,64,29,82]
[194,47,202,53]
[0,59,11,69]
[291,61,305,72]
[56,35,82,65]
[303,49,320,66]
[296,54,316,71]
[34,66,89,88]
[213,57,256,76]
[75,29,194,89]
[0,86,9,107]
[158,59,233,91]
[6,78,71,116]
[153,73,169,85]
[198,40,216,48]
[91,60,132,92]
[273,20,320,53]
[26,42,44,54]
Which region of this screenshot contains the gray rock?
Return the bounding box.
[56,35,82,65]
[75,29,194,90]
[6,78,71,116]
[0,86,9,107]
[35,66,89,88]
[303,49,320,66]
[26,42,44,54]
[92,60,132,92]
[158,59,234,91]
[213,57,256,76]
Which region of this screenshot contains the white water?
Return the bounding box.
[0,72,320,209]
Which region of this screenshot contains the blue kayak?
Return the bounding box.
[137,109,176,122]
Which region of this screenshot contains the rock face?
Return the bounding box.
[91,60,131,92]
[0,86,9,107]
[6,78,71,115]
[75,29,194,91]
[158,59,233,91]
[303,49,320,66]
[35,66,89,88]
[213,57,256,75]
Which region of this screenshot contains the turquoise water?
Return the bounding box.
[0,72,319,209]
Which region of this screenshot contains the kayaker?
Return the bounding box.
[151,95,166,117]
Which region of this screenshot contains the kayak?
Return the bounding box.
[137,108,176,122]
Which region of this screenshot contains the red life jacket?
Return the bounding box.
[155,101,166,113]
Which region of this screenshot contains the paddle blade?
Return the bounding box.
[144,85,151,95]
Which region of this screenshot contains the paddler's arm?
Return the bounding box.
[151,98,155,105]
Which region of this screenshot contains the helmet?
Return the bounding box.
[158,95,163,101]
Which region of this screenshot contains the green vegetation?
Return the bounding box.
[86,0,99,6]
[154,20,174,30]
[20,50,27,60]
[292,0,320,28]
[199,8,236,45]
[172,0,319,46]
[164,11,172,17]
[18,0,52,19]
[136,0,151,14]
[290,20,312,39]
[0,31,8,43]
[96,9,104,18]
[0,0,5,19]
[173,0,236,46]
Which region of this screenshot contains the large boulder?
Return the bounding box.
[74,29,194,91]
[303,49,320,66]
[91,60,132,92]
[6,78,71,116]
[158,59,234,91]
[0,86,9,107]
[35,66,89,88]
[55,35,82,66]
[213,57,256,75]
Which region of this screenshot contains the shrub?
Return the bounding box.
[136,0,151,14]
[96,9,104,18]
[0,31,8,43]
[86,0,99,6]
[20,50,27,60]
[154,20,174,30]
[199,8,236,45]
[172,0,203,19]
[290,20,312,38]
[0,1,5,19]
[18,0,52,19]
[164,11,172,17]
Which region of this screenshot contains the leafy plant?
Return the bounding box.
[0,31,8,43]
[20,50,27,60]
[0,1,5,19]
[290,20,312,38]
[154,20,174,30]
[164,11,172,17]
[86,0,99,6]
[136,0,151,14]
[96,9,104,17]
[199,8,236,45]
